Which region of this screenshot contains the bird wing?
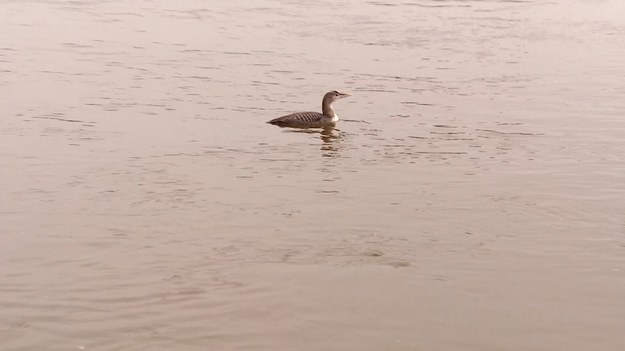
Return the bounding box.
[269,112,324,124]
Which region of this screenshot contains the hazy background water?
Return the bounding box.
[1,0,625,350]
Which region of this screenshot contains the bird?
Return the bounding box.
[267,90,350,128]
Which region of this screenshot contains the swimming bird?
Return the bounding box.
[267,90,350,128]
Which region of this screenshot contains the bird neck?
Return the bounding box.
[322,101,335,118]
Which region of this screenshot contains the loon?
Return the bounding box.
[267,90,350,128]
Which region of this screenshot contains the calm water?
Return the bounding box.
[1,0,625,350]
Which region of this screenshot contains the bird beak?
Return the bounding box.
[339,92,351,98]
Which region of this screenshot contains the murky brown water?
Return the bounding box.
[2,0,625,350]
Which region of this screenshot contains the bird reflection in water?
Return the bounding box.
[320,127,342,157]
[285,127,344,157]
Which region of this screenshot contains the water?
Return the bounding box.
[1,0,625,350]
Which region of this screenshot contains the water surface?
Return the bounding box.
[1,0,625,350]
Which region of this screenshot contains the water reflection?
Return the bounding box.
[320,128,343,157]
[320,127,341,143]
[283,127,343,156]
[288,127,344,150]
[282,126,340,142]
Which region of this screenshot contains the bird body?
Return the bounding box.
[268,91,349,128]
